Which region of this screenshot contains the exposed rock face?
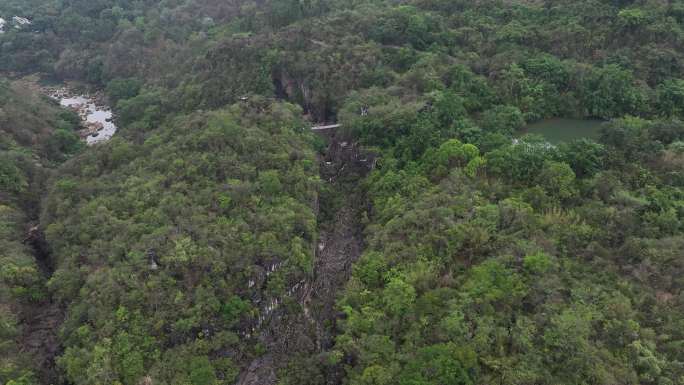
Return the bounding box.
[81,121,105,138]
[23,225,54,275]
[12,16,32,26]
[308,135,373,346]
[21,225,64,384]
[238,357,278,385]
[19,302,64,385]
[237,132,374,385]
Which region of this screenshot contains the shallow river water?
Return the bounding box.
[57,94,117,145]
[523,118,605,144]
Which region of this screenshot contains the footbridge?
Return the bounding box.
[311,123,341,131]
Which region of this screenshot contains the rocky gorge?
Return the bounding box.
[43,86,117,144]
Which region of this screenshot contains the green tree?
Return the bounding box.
[656,79,684,118]
[537,160,577,200]
[383,276,416,317]
[558,139,605,177]
[399,343,477,385]
[581,64,645,118]
[481,105,524,134]
[106,78,142,103]
[188,356,217,385]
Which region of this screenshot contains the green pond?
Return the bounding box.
[523,118,605,144]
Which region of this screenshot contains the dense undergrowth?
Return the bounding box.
[0,0,683,384]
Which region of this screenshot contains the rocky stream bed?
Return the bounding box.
[43,86,117,144]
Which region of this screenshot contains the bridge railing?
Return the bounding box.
[311,124,341,131]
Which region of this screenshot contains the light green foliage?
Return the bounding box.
[463,260,527,304]
[0,158,27,193]
[382,276,416,316]
[5,375,36,385]
[339,101,684,385]
[169,236,199,264]
[421,139,481,180]
[523,252,553,274]
[486,137,557,183]
[353,252,388,288]
[435,140,478,167]
[0,308,38,385]
[618,8,648,29]
[464,156,485,178]
[188,356,217,385]
[537,160,577,200]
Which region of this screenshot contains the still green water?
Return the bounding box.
[523,118,605,144]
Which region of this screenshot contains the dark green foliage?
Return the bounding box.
[558,139,606,178]
[105,78,142,104]
[399,343,477,385]
[657,79,684,118]
[481,105,525,134]
[580,64,646,119]
[115,89,165,129]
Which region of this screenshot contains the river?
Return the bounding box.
[45,88,117,145]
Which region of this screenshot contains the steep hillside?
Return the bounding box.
[0,78,81,384]
[40,100,321,384]
[0,0,683,384]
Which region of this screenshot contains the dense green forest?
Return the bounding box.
[0,0,683,384]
